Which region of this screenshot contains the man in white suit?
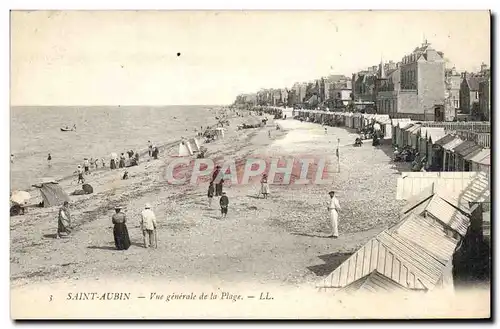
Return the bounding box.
[327,191,341,238]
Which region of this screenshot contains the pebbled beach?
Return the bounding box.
[11,111,407,293]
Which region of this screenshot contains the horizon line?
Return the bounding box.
[10,104,233,108]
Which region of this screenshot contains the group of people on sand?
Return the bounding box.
[73,146,146,182]
[206,166,271,219]
[148,141,159,160]
[56,201,159,251]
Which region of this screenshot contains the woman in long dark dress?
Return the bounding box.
[111,206,131,250]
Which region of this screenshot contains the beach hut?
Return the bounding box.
[452,141,482,172]
[418,128,445,163]
[468,149,490,173]
[336,270,413,296]
[374,116,392,139]
[317,226,456,292]
[32,179,70,208]
[353,113,363,129]
[189,138,201,152]
[395,121,413,148]
[425,129,447,169]
[215,127,225,139]
[178,141,193,157]
[345,112,354,128]
[441,137,464,171]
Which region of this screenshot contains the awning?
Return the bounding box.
[434,134,455,146]
[466,148,490,162]
[453,141,477,156]
[409,125,422,135]
[403,124,417,132]
[421,128,446,142]
[479,154,490,165]
[442,138,463,151]
[463,148,483,161]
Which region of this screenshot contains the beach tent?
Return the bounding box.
[10,191,31,205]
[178,141,194,157]
[215,128,225,138]
[32,179,70,208]
[189,138,201,152]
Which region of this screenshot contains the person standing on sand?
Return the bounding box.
[148,141,153,157]
[84,158,90,174]
[119,153,126,168]
[327,191,341,238]
[220,192,229,218]
[47,153,52,167]
[112,206,131,250]
[140,203,157,248]
[76,165,85,184]
[110,157,116,170]
[101,158,106,168]
[207,181,215,208]
[260,174,270,199]
[10,154,13,163]
[56,201,71,239]
[212,165,224,197]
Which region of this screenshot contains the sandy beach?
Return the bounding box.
[11,111,409,291]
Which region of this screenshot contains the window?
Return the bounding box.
[454,100,459,108]
[476,91,479,99]
[337,92,341,99]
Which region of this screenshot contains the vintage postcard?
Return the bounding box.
[10,10,491,319]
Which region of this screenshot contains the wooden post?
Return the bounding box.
[337,138,340,173]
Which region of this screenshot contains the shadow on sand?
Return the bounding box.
[43,234,58,239]
[87,241,145,250]
[87,245,116,251]
[376,142,413,173]
[307,252,353,277]
[246,194,262,200]
[291,232,333,239]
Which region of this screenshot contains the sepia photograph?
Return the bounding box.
[9,9,491,319]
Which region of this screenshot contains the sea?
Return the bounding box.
[10,106,218,191]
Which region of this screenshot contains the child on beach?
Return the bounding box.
[76,165,85,184]
[220,192,229,218]
[47,153,52,167]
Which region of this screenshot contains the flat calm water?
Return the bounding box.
[10,106,216,190]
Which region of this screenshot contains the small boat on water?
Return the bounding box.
[60,124,76,132]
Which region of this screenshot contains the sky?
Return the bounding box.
[11,10,490,106]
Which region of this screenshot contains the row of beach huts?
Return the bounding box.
[285,109,491,296]
[295,110,491,174]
